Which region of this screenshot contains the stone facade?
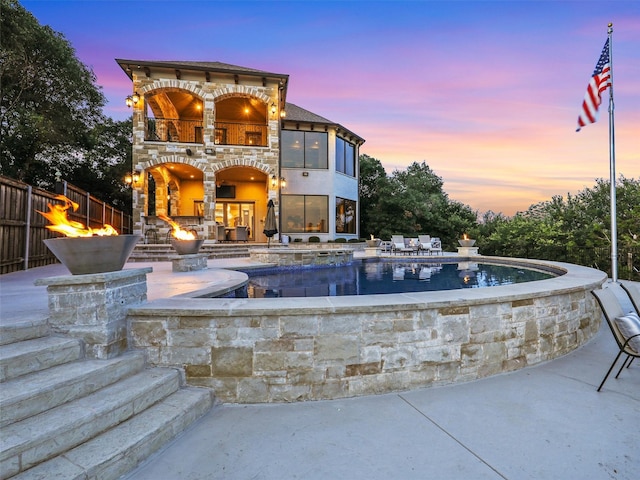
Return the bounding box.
[127,260,606,403]
[35,268,151,359]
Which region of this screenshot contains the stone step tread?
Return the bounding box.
[0,336,82,383]
[0,351,146,428]
[0,317,50,346]
[0,367,182,476]
[9,387,213,480]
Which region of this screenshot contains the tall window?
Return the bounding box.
[282,131,328,169]
[281,195,328,233]
[336,137,356,177]
[336,197,356,234]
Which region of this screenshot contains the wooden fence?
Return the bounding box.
[0,176,132,274]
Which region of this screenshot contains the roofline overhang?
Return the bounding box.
[281,120,365,146]
[115,58,289,85]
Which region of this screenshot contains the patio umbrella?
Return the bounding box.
[263,199,278,248]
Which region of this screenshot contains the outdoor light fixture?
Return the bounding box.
[125,170,141,186]
[125,92,141,108]
[271,104,277,115]
[270,175,286,189]
[280,109,286,118]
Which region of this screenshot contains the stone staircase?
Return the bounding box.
[128,242,254,262]
[0,317,214,479]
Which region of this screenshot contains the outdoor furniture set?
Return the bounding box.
[390,235,443,255]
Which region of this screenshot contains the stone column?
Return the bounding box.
[35,268,152,359]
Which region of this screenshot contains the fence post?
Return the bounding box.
[86,191,91,228]
[24,186,32,270]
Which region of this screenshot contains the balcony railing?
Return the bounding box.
[145,118,268,147]
[145,118,203,143]
[214,122,268,147]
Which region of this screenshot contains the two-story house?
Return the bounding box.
[116,59,365,243]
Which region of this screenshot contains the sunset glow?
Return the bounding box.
[23,0,640,216]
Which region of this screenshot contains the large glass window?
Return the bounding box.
[282,131,328,169]
[336,137,356,177]
[282,195,328,233]
[336,197,357,234]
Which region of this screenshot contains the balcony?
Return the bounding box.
[145,118,267,147]
[214,122,267,147]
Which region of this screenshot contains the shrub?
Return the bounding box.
[309,236,320,243]
[348,238,360,243]
[334,237,347,243]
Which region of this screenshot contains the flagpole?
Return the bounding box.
[607,23,618,282]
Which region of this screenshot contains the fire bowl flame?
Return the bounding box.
[170,238,204,255]
[458,239,476,247]
[44,234,141,275]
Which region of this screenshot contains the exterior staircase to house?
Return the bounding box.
[128,242,254,262]
[0,316,214,479]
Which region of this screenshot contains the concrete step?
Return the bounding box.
[0,367,182,478]
[0,336,82,382]
[0,317,49,346]
[9,387,213,480]
[0,351,146,428]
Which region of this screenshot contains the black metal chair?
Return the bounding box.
[591,286,640,391]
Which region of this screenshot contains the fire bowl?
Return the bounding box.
[44,234,141,275]
[458,239,476,247]
[170,238,204,255]
[366,239,381,248]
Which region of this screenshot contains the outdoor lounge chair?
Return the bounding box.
[591,286,640,391]
[391,235,414,255]
[619,280,640,314]
[418,235,432,255]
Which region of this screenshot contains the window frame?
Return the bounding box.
[281,130,328,169]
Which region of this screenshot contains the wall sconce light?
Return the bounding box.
[280,109,286,118]
[125,92,141,108]
[271,175,286,189]
[271,104,277,115]
[124,170,141,186]
[185,148,193,156]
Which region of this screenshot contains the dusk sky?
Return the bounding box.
[22,0,640,216]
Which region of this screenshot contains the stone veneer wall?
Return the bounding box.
[130,77,282,240]
[127,261,606,403]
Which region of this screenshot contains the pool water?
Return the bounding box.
[245,260,555,298]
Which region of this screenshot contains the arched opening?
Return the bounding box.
[214,96,268,146]
[144,89,204,143]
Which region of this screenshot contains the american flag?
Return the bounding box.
[576,39,611,131]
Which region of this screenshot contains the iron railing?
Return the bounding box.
[144,118,268,147]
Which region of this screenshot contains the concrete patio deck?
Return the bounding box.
[1,260,638,480]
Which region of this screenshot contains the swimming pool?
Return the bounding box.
[245,260,555,298]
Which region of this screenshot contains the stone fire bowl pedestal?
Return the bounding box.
[43,234,141,275]
[170,238,204,255]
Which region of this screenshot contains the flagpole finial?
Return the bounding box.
[608,22,613,27]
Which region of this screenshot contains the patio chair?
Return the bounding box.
[430,237,443,255]
[418,235,432,255]
[591,286,640,391]
[391,235,414,255]
[619,280,640,314]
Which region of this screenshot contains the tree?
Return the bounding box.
[358,158,478,248]
[0,0,106,187]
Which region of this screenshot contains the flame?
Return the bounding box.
[158,214,197,240]
[462,233,469,240]
[37,195,118,237]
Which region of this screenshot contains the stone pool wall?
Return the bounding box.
[126,259,606,403]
